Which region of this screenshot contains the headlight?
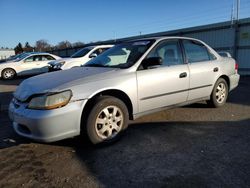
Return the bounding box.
[54,61,66,69]
[28,90,72,110]
[48,61,56,66]
[59,61,66,66]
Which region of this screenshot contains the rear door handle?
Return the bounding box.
[213,67,219,72]
[179,72,187,78]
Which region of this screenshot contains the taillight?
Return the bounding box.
[234,62,239,74]
[235,62,239,70]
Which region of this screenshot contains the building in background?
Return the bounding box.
[0,49,15,60]
[50,18,250,75]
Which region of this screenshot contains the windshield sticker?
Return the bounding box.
[132,41,151,46]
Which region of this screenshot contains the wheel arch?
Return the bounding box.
[218,75,230,90]
[80,89,134,130]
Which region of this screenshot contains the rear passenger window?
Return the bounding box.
[147,40,183,66]
[183,40,210,63]
[43,55,55,61]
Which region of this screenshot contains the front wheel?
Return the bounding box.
[207,78,228,108]
[86,96,129,144]
[1,68,16,80]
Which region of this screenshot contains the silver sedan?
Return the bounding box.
[9,37,240,144]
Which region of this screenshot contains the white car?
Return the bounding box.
[0,52,61,79]
[49,45,113,70]
[9,37,239,144]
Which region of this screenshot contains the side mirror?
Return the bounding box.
[141,57,163,69]
[89,53,97,58]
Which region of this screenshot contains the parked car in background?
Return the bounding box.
[0,52,61,79]
[48,44,113,71]
[0,54,17,63]
[0,53,28,63]
[9,37,239,145]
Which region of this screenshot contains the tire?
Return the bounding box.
[1,68,16,80]
[207,78,228,108]
[86,96,129,144]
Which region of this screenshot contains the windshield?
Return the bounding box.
[71,47,93,58]
[6,55,18,61]
[84,40,155,68]
[13,53,31,62]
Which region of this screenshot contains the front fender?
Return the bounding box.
[62,61,85,70]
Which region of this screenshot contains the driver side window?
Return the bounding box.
[24,56,34,62]
[147,40,183,66]
[92,48,109,56]
[24,55,41,62]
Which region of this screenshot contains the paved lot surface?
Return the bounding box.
[0,76,250,188]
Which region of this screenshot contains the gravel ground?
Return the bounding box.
[0,76,249,188]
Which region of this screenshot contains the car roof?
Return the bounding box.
[127,36,203,43]
[87,44,114,48]
[26,52,55,56]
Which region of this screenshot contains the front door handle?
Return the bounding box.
[179,72,187,78]
[213,67,219,72]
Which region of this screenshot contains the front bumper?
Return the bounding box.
[8,99,87,142]
[48,66,61,72]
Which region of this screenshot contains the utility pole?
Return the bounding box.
[233,0,240,59]
[236,0,240,21]
[231,3,235,25]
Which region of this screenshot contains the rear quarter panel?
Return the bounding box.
[213,57,236,90]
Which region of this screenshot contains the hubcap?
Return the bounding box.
[4,70,14,79]
[216,83,226,103]
[95,105,123,140]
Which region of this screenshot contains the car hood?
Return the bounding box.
[14,67,118,101]
[0,60,14,64]
[0,61,16,67]
[62,57,84,64]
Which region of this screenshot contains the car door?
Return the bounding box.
[182,39,219,101]
[136,39,189,113]
[38,55,56,73]
[19,55,42,75]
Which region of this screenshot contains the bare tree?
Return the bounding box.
[56,40,72,49]
[35,39,51,52]
[72,41,85,48]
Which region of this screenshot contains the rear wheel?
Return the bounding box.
[1,68,16,80]
[207,78,228,108]
[86,96,129,144]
